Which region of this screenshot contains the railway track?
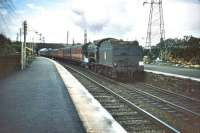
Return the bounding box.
[63,63,179,133]
[117,83,200,133]
[143,83,200,102]
[129,83,200,116]
[61,62,200,133]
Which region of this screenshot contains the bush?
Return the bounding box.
[190,56,200,65]
[0,34,11,45]
[0,44,16,56]
[0,34,16,56]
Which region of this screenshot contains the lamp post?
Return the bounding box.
[21,21,27,70]
[29,31,44,55]
[20,20,44,70]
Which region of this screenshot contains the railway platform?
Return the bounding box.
[0,57,125,133]
[144,64,200,82]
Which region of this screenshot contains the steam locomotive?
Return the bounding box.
[39,38,144,79]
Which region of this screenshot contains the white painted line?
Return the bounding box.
[48,58,127,133]
[145,70,200,82]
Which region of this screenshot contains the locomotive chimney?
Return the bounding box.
[73,38,75,45]
[84,29,87,44]
[67,31,69,45]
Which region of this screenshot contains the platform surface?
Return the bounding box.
[145,64,200,81]
[0,57,85,133]
[50,58,126,133]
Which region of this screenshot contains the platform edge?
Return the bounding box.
[48,58,127,133]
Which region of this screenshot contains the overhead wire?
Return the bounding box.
[0,0,14,33]
[0,0,25,36]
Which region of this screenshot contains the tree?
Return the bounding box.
[0,33,11,45]
[143,36,200,65]
[0,33,15,56]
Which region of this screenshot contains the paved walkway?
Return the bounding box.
[0,57,85,133]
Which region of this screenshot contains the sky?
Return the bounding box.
[1,0,200,46]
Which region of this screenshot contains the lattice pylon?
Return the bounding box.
[145,0,165,49]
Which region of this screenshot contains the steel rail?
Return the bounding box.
[120,82,200,117]
[64,64,180,133]
[65,63,200,117]
[76,63,200,117]
[143,83,200,103]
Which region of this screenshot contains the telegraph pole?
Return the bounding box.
[19,28,22,43]
[144,0,165,50]
[42,36,45,43]
[20,27,23,70]
[67,31,69,45]
[39,33,42,42]
[21,20,27,70]
[16,33,19,42]
[24,21,27,68]
[32,37,34,55]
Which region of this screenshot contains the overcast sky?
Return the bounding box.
[3,0,200,46]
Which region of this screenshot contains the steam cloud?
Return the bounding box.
[71,9,109,32]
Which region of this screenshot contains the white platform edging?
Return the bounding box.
[145,70,200,82]
[49,59,127,133]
